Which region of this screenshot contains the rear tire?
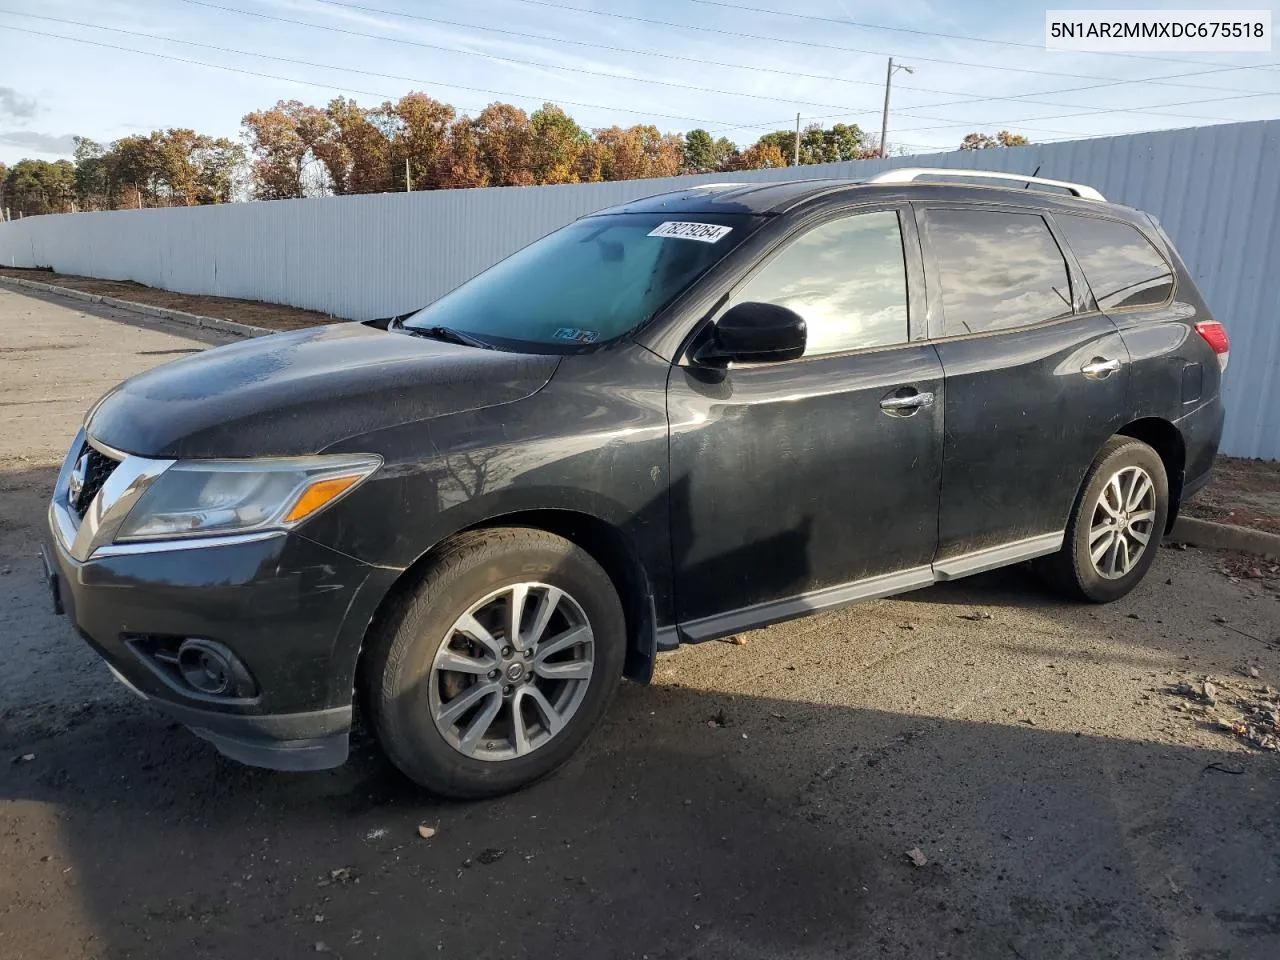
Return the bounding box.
[364,528,626,798]
[1036,436,1169,603]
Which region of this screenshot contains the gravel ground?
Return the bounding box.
[1,286,1278,960]
[1183,456,1280,536]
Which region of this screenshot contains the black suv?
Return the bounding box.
[44,170,1228,797]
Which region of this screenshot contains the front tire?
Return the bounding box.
[1036,436,1169,603]
[365,528,626,798]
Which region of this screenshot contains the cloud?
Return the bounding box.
[0,87,38,120]
[0,131,76,155]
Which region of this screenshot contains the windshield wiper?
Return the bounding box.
[400,324,495,350]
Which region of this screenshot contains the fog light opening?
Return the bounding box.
[177,639,239,696]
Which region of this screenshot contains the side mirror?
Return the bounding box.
[697,301,807,365]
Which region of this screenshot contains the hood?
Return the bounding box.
[86,322,560,458]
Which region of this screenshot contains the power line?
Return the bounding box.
[894,87,1280,133]
[723,78,1278,137]
[306,0,1278,121]
[164,3,1276,136]
[490,0,1280,91]
[309,0,887,91]
[906,66,1278,117]
[0,25,410,104]
[0,22,729,127]
[674,0,1280,71]
[3,11,1269,164]
[716,78,1279,137]
[165,1,886,114]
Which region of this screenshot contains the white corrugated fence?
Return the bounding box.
[1,121,1277,459]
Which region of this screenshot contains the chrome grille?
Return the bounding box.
[71,444,120,518]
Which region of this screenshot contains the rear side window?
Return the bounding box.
[1055,214,1174,311]
[735,210,908,357]
[925,209,1072,336]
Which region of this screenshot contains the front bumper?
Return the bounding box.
[43,520,397,772]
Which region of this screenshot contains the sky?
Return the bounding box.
[1,0,1278,166]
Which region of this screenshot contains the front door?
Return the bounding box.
[916,203,1132,563]
[667,206,944,638]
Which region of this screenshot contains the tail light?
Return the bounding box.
[1194,321,1229,371]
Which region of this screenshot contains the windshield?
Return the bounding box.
[402,212,757,351]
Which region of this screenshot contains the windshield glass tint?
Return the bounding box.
[403,213,755,349]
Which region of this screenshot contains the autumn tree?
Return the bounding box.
[473,103,536,187]
[682,128,736,174]
[590,125,683,181]
[758,123,873,166]
[437,117,487,189]
[105,134,162,206]
[147,129,244,205]
[71,137,110,209]
[392,92,455,191]
[959,130,1031,150]
[190,135,245,204]
[729,141,787,171]
[314,96,391,195]
[241,100,334,199]
[4,158,76,216]
[529,104,589,184]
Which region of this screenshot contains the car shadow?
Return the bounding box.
[3,462,1278,958]
[2,661,1279,958]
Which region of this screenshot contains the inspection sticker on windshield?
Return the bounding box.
[554,327,600,344]
[648,221,733,243]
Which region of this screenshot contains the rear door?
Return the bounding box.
[1052,212,1186,413]
[916,203,1132,566]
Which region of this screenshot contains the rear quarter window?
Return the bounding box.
[1055,214,1174,311]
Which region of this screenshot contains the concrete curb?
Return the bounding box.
[0,274,272,339]
[1170,515,1280,559]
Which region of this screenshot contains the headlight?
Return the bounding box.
[114,455,381,542]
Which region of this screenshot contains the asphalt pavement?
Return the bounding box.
[1,287,1277,960]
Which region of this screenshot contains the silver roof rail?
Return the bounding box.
[866,167,1106,202]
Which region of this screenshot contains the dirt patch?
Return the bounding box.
[1184,456,1280,535]
[1216,549,1280,584]
[0,266,340,332]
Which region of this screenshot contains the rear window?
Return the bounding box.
[925,209,1073,336]
[1055,214,1175,311]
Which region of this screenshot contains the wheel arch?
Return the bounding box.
[1115,418,1186,533]
[354,508,663,705]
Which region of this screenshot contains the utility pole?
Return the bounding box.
[880,57,914,159]
[405,157,412,192]
[793,113,800,167]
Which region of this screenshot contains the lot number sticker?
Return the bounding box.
[648,221,734,243]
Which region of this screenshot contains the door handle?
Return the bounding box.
[880,391,935,413]
[1081,358,1122,380]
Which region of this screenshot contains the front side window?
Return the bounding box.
[926,209,1073,336]
[403,213,757,351]
[1055,214,1174,311]
[734,210,909,358]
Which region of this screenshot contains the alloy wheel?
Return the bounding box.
[1088,465,1157,580]
[428,583,594,761]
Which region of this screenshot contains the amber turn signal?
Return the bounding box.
[283,474,365,524]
